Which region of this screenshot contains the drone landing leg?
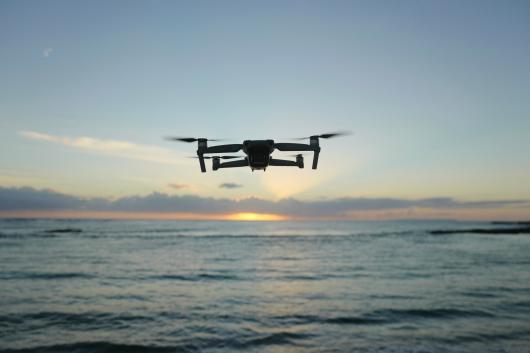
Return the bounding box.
[312,148,321,169]
[197,153,207,172]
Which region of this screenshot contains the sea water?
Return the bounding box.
[1,219,529,352]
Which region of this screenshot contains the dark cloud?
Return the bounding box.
[168,183,189,190]
[0,187,527,217]
[0,187,83,211]
[219,183,243,189]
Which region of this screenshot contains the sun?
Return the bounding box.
[226,212,287,221]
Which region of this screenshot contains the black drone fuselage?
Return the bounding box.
[195,137,322,172]
[242,140,275,170]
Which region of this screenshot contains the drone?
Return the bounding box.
[166,131,350,172]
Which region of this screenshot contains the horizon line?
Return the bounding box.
[0,211,526,223]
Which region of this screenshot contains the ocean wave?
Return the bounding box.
[269,313,387,326]
[0,232,58,239]
[0,311,156,331]
[370,308,495,320]
[10,308,488,335]
[0,342,183,353]
[270,307,496,327]
[281,274,328,281]
[0,272,94,280]
[324,316,387,324]
[148,273,240,281]
[0,332,312,352]
[507,300,530,309]
[459,291,499,299]
[134,227,214,234]
[0,229,81,238]
[234,331,312,348]
[146,272,350,282]
[436,329,530,344]
[479,286,530,294]
[45,228,83,234]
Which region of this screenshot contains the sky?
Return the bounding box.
[1,0,530,220]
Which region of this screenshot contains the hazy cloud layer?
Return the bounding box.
[42,48,53,57]
[168,183,189,190]
[1,187,527,217]
[19,131,180,165]
[219,183,243,189]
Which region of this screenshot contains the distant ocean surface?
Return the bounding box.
[1,219,530,353]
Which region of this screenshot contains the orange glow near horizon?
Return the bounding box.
[0,207,529,221]
[0,210,289,221]
[225,212,288,221]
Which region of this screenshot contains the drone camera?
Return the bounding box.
[212,157,220,171]
[296,154,304,168]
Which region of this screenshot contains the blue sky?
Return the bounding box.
[1,1,529,219]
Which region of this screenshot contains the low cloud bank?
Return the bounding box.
[0,186,527,217]
[219,183,243,189]
[168,183,189,190]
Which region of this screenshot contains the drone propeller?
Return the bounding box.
[188,155,243,160]
[287,153,309,157]
[166,137,224,143]
[291,130,353,140]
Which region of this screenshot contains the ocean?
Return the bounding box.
[1,219,529,353]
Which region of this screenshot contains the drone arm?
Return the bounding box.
[274,143,313,152]
[197,153,207,172]
[269,158,299,167]
[312,147,321,169]
[204,144,243,154]
[217,159,249,169]
[275,142,321,169]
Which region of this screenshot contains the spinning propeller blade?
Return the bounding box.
[188,155,243,160]
[166,137,224,143]
[291,130,352,140]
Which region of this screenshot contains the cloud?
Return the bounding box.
[219,182,243,189]
[168,183,189,190]
[0,187,527,218]
[19,131,181,165]
[0,187,84,211]
[42,48,53,58]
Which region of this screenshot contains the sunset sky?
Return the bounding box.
[1,1,530,220]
